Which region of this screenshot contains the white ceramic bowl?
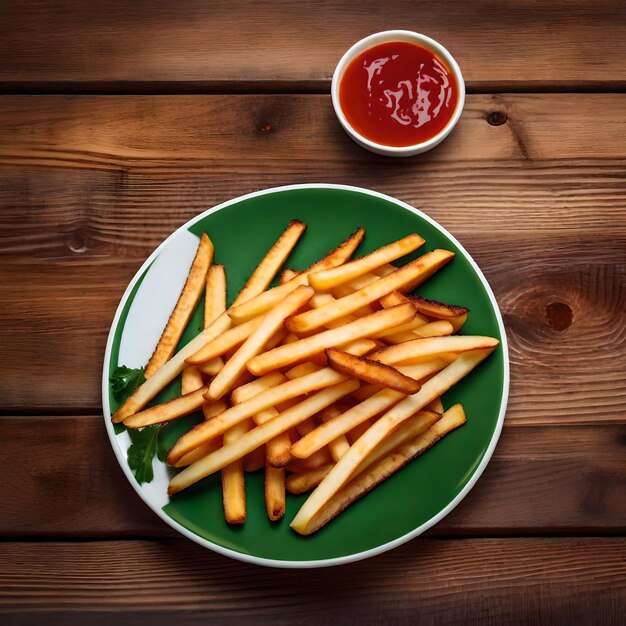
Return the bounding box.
[331,30,465,157]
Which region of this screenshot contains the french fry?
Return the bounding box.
[261,326,289,352]
[203,399,229,420]
[285,361,322,379]
[402,294,470,321]
[448,313,469,333]
[346,419,373,445]
[311,293,368,323]
[207,285,314,399]
[290,388,404,459]
[199,250,226,379]
[350,383,382,402]
[291,408,438,512]
[227,228,365,324]
[330,289,379,316]
[380,292,469,332]
[231,377,294,467]
[222,418,253,524]
[331,276,377,300]
[303,227,365,272]
[185,315,263,365]
[311,292,337,308]
[317,405,351,462]
[354,409,441,477]
[290,349,495,533]
[231,371,287,405]
[229,369,254,391]
[310,292,378,326]
[342,271,384,291]
[197,357,224,376]
[380,331,421,344]
[167,367,352,465]
[283,332,300,345]
[348,358,448,402]
[123,384,211,428]
[280,268,299,283]
[294,419,334,469]
[112,312,231,423]
[293,447,334,471]
[371,335,500,366]
[371,314,429,338]
[286,249,454,333]
[379,291,410,308]
[173,399,228,467]
[296,417,317,438]
[286,464,334,495]
[168,379,360,495]
[382,320,454,344]
[406,295,469,332]
[265,425,294,468]
[338,338,380,358]
[204,264,227,328]
[205,323,286,368]
[145,233,214,377]
[298,404,467,534]
[222,460,246,524]
[181,366,204,395]
[326,348,421,394]
[265,466,286,521]
[399,359,451,380]
[174,436,222,468]
[248,303,416,376]
[308,234,424,292]
[427,397,444,415]
[232,220,306,307]
[371,263,397,277]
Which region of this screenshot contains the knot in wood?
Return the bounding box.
[545,301,573,331]
[487,111,508,126]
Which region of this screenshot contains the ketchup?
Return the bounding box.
[339,41,458,147]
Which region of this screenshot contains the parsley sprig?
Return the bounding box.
[110,365,166,484]
[127,425,168,484]
[110,365,145,398]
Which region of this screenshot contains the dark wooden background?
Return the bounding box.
[1,1,625,624]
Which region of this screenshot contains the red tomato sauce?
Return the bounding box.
[339,41,458,147]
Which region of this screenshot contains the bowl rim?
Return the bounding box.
[331,30,466,155]
[102,182,509,569]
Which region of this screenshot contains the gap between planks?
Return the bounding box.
[1,82,626,96]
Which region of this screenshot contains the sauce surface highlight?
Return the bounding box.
[339,41,458,147]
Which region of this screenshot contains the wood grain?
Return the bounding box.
[1,94,625,418]
[1,416,625,537]
[1,1,625,91]
[0,538,625,625]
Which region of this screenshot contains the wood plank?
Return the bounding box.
[0,94,625,418]
[2,95,626,168]
[0,538,625,625]
[1,416,625,537]
[1,1,625,90]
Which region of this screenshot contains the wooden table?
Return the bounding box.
[1,1,625,623]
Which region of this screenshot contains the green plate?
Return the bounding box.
[103,184,509,568]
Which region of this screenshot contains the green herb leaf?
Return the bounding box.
[156,429,169,463]
[110,366,145,399]
[127,425,161,484]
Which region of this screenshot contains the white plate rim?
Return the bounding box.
[102,182,510,569]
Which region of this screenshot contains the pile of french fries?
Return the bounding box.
[113,221,499,534]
